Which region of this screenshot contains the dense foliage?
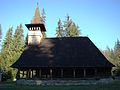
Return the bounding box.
[56,15,81,37]
[103,39,120,75]
[0,24,2,41]
[0,24,25,81]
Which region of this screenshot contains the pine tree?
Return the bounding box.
[0,27,14,72]
[11,24,25,80]
[56,14,81,37]
[56,19,64,37]
[13,24,25,55]
[112,40,120,75]
[68,23,80,37]
[103,47,115,64]
[13,24,25,63]
[102,40,120,75]
[0,24,25,80]
[41,8,47,37]
[114,39,120,66]
[63,14,73,37]
[25,33,28,46]
[41,8,46,25]
[0,24,2,42]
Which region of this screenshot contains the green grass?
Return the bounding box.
[0,80,120,90]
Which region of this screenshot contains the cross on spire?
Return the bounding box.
[37,2,38,6]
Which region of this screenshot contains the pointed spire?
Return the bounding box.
[31,3,42,24]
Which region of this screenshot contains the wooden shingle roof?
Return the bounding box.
[11,37,114,68]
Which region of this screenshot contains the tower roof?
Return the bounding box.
[31,3,42,24]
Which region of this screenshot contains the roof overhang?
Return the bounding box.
[25,24,46,31]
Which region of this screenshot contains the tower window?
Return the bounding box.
[37,27,38,30]
[29,28,31,30]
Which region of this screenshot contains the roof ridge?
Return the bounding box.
[45,36,89,39]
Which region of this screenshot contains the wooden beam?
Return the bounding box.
[83,69,86,78]
[26,70,29,79]
[17,69,20,79]
[23,70,24,78]
[29,69,31,79]
[61,69,63,78]
[73,69,76,78]
[31,70,33,78]
[27,69,31,79]
[39,69,41,79]
[50,69,52,79]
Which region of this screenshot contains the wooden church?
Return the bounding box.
[11,4,114,80]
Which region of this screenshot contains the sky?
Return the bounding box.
[0,0,120,50]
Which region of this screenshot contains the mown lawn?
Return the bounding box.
[0,80,120,90]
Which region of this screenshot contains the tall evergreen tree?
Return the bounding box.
[41,8,46,25]
[63,14,73,37]
[0,24,2,41]
[114,39,120,65]
[25,33,28,46]
[0,27,13,72]
[55,14,81,37]
[11,24,25,80]
[0,24,25,80]
[112,39,120,75]
[102,40,120,75]
[13,24,25,55]
[103,47,115,64]
[41,8,47,37]
[56,19,64,37]
[68,23,80,37]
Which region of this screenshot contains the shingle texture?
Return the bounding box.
[12,37,114,68]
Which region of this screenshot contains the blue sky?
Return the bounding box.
[0,0,120,50]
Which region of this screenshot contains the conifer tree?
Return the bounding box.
[0,24,2,42]
[63,14,73,37]
[11,24,25,80]
[102,40,120,75]
[41,8,47,37]
[25,34,28,46]
[103,47,115,64]
[68,23,80,37]
[114,39,120,65]
[0,27,13,72]
[55,14,80,37]
[0,24,25,80]
[13,24,25,56]
[56,19,64,37]
[41,8,46,25]
[112,40,120,75]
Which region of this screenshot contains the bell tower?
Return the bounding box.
[25,3,46,45]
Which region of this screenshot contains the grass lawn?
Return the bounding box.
[0,80,120,90]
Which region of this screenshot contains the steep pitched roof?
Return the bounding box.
[12,37,114,68]
[31,3,42,24]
